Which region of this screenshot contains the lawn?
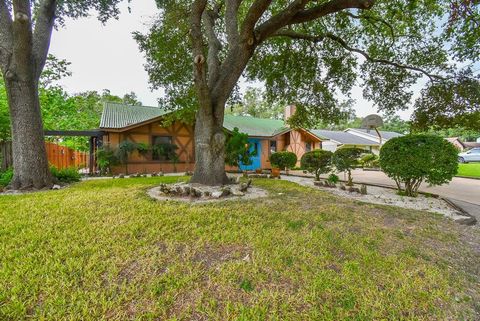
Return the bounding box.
[0,177,479,320]
[458,163,480,178]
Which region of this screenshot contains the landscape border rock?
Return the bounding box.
[147,180,267,204]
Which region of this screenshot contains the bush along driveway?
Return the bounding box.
[0,177,479,319]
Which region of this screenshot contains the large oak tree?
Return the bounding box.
[137,0,479,186]
[0,0,125,189]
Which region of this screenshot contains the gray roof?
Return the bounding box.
[311,129,380,146]
[347,128,404,140]
[100,102,170,129]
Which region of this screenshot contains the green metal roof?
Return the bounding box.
[100,103,290,137]
[100,102,170,129]
[223,115,289,137]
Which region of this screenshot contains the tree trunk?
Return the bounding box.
[5,76,52,190]
[190,101,229,186]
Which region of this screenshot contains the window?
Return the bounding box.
[305,142,312,152]
[270,140,277,154]
[152,136,173,161]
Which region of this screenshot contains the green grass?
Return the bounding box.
[458,163,480,178]
[0,177,479,320]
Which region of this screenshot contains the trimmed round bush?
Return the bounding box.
[300,150,333,180]
[270,151,297,170]
[380,134,458,197]
[332,148,364,186]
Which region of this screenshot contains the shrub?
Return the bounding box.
[0,168,13,187]
[50,166,81,183]
[380,134,458,197]
[332,148,364,186]
[225,127,252,167]
[360,153,379,168]
[270,151,297,170]
[327,173,339,184]
[96,146,119,175]
[136,142,150,157]
[300,150,333,180]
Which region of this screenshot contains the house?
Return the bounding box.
[99,103,324,173]
[446,137,467,151]
[310,129,381,154]
[345,128,404,145]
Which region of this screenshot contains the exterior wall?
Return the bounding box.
[285,130,321,167]
[260,130,322,169]
[103,120,195,174]
[322,141,338,152]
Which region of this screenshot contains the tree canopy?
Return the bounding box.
[136,0,479,129]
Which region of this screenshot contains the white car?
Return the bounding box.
[458,148,480,163]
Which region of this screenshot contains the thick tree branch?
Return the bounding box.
[190,0,211,113]
[33,0,57,79]
[255,0,375,42]
[254,0,309,42]
[203,4,222,87]
[240,0,272,39]
[225,0,240,44]
[0,0,13,71]
[271,30,446,81]
[289,0,375,24]
[11,0,34,81]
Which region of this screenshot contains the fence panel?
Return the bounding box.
[0,141,13,171]
[1,141,88,171]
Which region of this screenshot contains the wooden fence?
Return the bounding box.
[0,141,88,171]
[45,142,89,169]
[0,141,13,171]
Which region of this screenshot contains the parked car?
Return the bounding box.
[458,148,480,163]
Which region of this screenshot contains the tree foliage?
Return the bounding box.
[412,73,480,131]
[226,87,286,120]
[270,151,297,170]
[301,150,333,180]
[137,0,479,129]
[380,134,459,197]
[225,127,252,167]
[332,147,363,185]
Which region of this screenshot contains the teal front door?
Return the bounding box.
[239,139,261,171]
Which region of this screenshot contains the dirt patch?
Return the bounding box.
[191,244,251,269]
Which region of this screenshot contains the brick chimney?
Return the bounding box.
[284,105,297,122]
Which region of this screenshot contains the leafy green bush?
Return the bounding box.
[50,166,81,183]
[136,142,150,157]
[96,146,119,175]
[327,173,339,184]
[380,134,458,197]
[300,150,333,180]
[332,148,364,186]
[270,151,297,170]
[225,127,252,167]
[360,153,379,168]
[0,168,13,187]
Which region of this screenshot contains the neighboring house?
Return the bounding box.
[345,128,404,145]
[99,103,324,173]
[310,129,381,154]
[446,137,467,151]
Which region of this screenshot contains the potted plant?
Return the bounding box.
[270,151,297,177]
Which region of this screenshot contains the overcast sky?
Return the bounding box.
[50,0,414,120]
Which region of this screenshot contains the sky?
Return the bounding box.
[50,0,415,120]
